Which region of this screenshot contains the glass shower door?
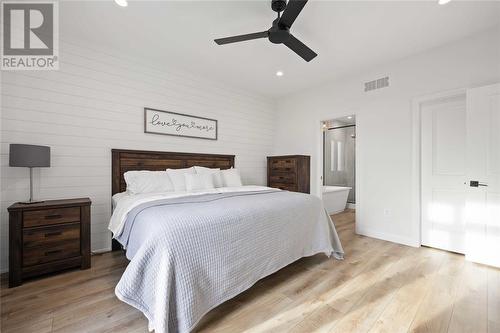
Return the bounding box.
[324,125,356,203]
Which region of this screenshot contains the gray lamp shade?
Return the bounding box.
[9,144,51,167]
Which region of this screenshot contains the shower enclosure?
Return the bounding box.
[323,123,356,204]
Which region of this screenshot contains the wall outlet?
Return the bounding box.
[383,208,391,217]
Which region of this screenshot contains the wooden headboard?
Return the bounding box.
[111,149,235,195]
[111,149,235,251]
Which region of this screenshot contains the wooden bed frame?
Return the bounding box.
[111,149,235,250]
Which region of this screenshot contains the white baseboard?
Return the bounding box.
[356,225,420,248]
[347,203,356,209]
[91,247,112,255]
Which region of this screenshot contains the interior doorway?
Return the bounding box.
[417,84,500,267]
[420,92,467,254]
[321,115,356,215]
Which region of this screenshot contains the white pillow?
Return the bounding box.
[112,191,129,209]
[185,173,215,192]
[124,171,174,194]
[194,166,223,188]
[221,168,243,187]
[166,167,195,191]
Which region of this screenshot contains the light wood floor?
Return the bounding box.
[1,210,499,333]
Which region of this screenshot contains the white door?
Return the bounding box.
[465,83,500,267]
[421,94,467,253]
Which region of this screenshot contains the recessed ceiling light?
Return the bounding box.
[114,0,128,7]
[276,71,284,77]
[438,0,451,5]
[347,116,353,119]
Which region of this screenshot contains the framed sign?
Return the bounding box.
[144,108,218,140]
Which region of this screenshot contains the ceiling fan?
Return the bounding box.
[214,0,317,62]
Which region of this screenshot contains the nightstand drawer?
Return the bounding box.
[23,241,81,267]
[23,223,80,248]
[23,207,80,228]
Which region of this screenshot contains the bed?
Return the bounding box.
[109,149,344,333]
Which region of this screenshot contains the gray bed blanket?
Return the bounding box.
[114,189,344,333]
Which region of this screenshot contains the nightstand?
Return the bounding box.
[8,198,91,287]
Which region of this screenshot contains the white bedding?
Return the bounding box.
[109,186,273,237]
[109,186,344,333]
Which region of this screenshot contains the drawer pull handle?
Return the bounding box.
[45,214,62,220]
[45,250,62,256]
[45,231,62,237]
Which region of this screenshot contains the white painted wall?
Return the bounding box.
[274,27,500,247]
[0,41,276,272]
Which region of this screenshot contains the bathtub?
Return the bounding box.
[322,186,352,214]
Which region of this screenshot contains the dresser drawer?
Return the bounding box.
[270,183,298,191]
[270,159,297,172]
[23,241,81,267]
[269,174,296,184]
[23,223,80,248]
[23,207,80,228]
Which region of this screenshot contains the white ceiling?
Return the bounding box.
[60,1,500,97]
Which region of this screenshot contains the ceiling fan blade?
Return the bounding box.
[214,31,268,45]
[283,34,317,62]
[279,0,308,28]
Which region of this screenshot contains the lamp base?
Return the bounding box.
[18,200,44,205]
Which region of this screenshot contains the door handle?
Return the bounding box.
[470,181,488,187]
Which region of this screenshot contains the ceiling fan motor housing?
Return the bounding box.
[269,18,290,44]
[271,0,287,13]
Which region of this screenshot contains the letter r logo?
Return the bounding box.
[2,3,54,56]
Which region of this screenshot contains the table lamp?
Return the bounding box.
[9,144,51,204]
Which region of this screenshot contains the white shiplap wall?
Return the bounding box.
[0,41,276,272]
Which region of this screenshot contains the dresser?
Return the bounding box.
[267,155,310,193]
[8,198,91,287]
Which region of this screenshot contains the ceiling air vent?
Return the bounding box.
[364,76,389,92]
